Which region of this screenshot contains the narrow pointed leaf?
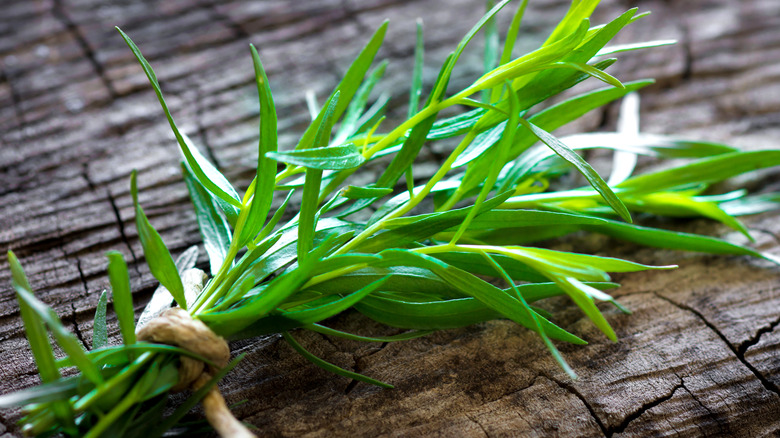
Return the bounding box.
[296,21,388,150]
[237,45,279,248]
[107,251,137,345]
[131,171,186,309]
[518,118,632,222]
[409,19,424,116]
[182,165,231,275]
[116,28,242,211]
[93,290,108,350]
[267,143,364,170]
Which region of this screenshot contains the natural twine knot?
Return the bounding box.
[137,307,255,438]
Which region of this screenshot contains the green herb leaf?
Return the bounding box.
[343,185,394,199]
[93,290,109,350]
[283,332,393,388]
[130,171,186,309]
[267,143,365,170]
[230,274,390,338]
[518,118,632,222]
[617,150,780,193]
[116,28,242,211]
[12,273,104,385]
[295,21,388,150]
[106,251,137,345]
[409,19,425,116]
[8,251,63,385]
[182,164,232,275]
[238,45,279,248]
[298,91,341,261]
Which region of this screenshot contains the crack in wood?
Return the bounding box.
[465,413,490,438]
[754,228,780,246]
[544,374,608,437]
[68,301,89,351]
[678,23,694,81]
[342,337,389,395]
[654,292,780,398]
[106,188,140,271]
[80,163,96,192]
[194,85,224,170]
[200,1,250,40]
[74,258,89,297]
[738,314,780,356]
[610,380,685,437]
[0,68,26,135]
[51,0,119,99]
[680,381,729,436]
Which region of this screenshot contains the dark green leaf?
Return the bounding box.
[431,0,513,99]
[182,165,232,275]
[377,250,585,344]
[8,251,62,385]
[237,45,279,248]
[267,143,364,170]
[131,171,186,309]
[481,0,499,103]
[295,21,388,150]
[107,251,137,345]
[359,191,513,252]
[298,92,340,261]
[343,185,393,199]
[307,323,432,342]
[12,278,104,385]
[335,60,388,144]
[230,275,390,338]
[0,376,80,408]
[617,150,780,194]
[283,332,392,388]
[409,19,425,116]
[91,290,109,351]
[518,118,632,222]
[116,28,242,211]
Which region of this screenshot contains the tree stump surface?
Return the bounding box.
[1,0,780,436]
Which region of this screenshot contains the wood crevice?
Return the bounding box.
[50,0,119,99]
[199,1,250,40]
[194,85,224,170]
[465,412,490,438]
[106,188,141,271]
[653,292,780,398]
[0,67,26,134]
[68,301,89,351]
[738,314,780,356]
[680,382,729,436]
[543,373,608,437]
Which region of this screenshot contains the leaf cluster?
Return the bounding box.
[4,1,780,436]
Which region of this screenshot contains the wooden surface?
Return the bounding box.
[2,0,780,436]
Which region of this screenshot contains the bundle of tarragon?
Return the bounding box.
[4,0,780,436]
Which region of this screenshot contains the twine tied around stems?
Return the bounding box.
[137,307,254,438]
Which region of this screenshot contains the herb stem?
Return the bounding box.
[332,131,477,256]
[73,352,154,413]
[301,263,370,289]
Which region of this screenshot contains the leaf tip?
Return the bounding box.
[130,169,139,206]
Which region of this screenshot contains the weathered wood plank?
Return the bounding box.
[1,0,779,436]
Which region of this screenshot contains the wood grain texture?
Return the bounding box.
[1,0,779,436]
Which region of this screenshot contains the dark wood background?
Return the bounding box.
[1,0,779,436]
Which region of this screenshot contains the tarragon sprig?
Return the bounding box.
[3,0,779,436]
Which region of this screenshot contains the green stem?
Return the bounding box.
[333,131,477,256]
[72,352,154,414]
[83,392,139,438]
[301,263,370,289]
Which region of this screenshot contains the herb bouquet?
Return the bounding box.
[4,0,780,436]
